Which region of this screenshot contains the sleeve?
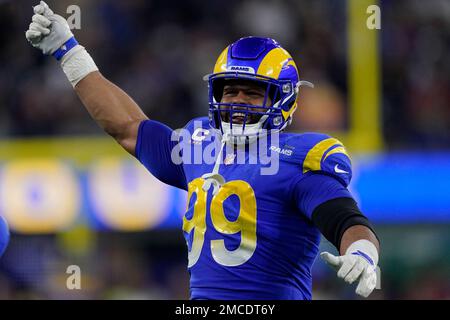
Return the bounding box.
[310,197,379,249]
[293,173,354,220]
[135,119,188,190]
[301,136,352,186]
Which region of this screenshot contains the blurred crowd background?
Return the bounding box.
[0,0,449,299]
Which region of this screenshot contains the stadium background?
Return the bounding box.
[0,0,449,299]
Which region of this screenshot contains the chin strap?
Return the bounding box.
[201,133,229,195]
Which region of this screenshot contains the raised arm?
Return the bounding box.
[25,1,148,155]
[74,72,148,155]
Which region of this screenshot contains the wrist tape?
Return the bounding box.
[60,43,99,87]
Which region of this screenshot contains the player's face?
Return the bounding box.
[220,80,271,125]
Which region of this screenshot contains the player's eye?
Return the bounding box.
[223,88,237,96]
[251,91,263,95]
[247,90,264,98]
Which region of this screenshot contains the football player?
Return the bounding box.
[26,1,380,299]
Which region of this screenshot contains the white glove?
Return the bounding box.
[321,240,379,298]
[25,1,98,87]
[25,1,74,55]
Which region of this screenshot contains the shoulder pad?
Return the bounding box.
[302,133,352,186]
[283,132,352,186]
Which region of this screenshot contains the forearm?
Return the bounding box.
[339,225,380,256]
[312,197,379,255]
[74,71,148,153]
[56,43,149,155]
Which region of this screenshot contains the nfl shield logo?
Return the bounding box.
[224,153,236,165]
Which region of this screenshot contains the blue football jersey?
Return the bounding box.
[136,117,354,300]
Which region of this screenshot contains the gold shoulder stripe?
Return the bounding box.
[302,138,344,173]
[323,146,349,161]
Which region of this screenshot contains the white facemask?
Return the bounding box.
[220,114,269,145]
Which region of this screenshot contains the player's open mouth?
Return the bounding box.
[231,112,250,124]
[222,111,260,125]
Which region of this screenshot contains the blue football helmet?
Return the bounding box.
[204,36,313,143]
